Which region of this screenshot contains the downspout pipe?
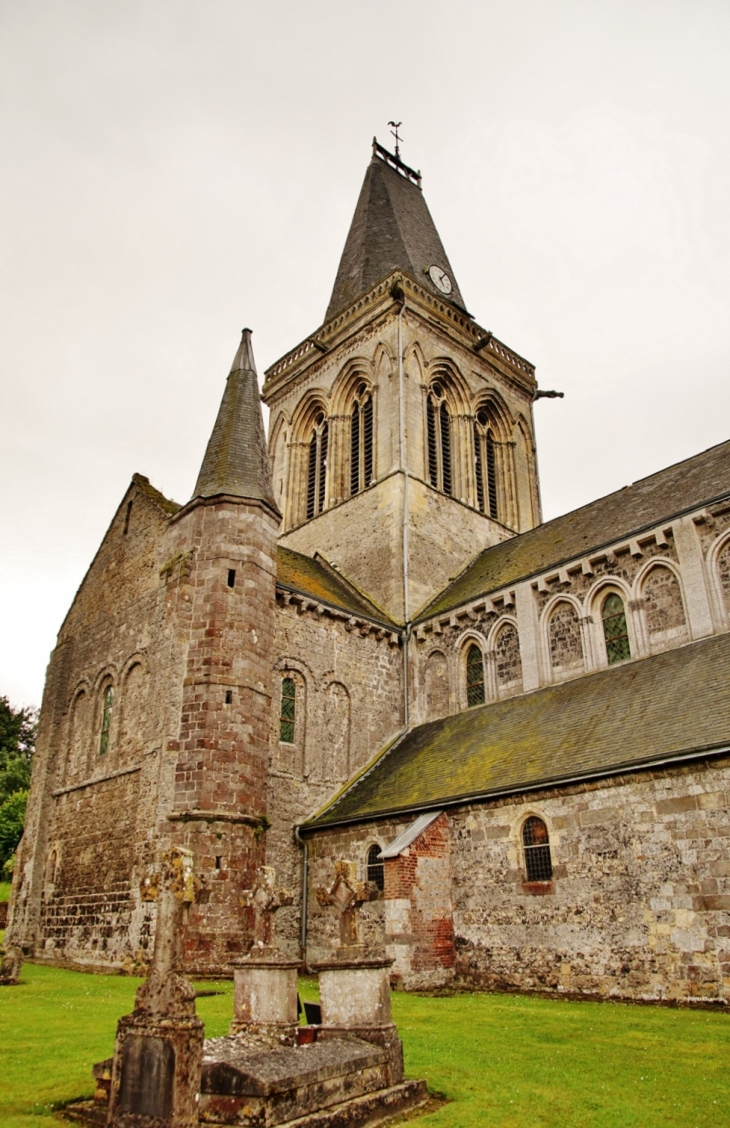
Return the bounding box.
[394,284,410,732]
[293,824,308,967]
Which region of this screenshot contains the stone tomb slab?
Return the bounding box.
[198,1035,425,1126]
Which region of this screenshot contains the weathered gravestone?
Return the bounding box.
[106,847,204,1128]
[0,942,23,986]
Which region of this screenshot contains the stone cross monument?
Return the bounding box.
[229,866,299,1042]
[315,859,378,951]
[107,846,204,1127]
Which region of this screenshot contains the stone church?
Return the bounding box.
[9,140,730,1005]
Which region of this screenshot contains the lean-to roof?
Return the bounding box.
[306,632,730,828]
[418,438,730,621]
[276,546,397,628]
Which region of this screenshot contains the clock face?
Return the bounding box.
[428,264,453,295]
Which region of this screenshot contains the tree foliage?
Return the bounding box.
[0,696,37,873]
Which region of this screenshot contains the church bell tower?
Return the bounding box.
[263,140,541,624]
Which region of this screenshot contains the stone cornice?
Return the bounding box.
[262,271,536,405]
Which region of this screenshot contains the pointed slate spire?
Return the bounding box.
[325,142,467,321]
[192,329,277,510]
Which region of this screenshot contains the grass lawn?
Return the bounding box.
[0,964,727,1128]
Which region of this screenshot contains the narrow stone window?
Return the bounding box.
[474,410,498,519]
[227,568,236,588]
[215,855,222,870]
[427,384,452,496]
[279,676,296,743]
[367,844,384,892]
[225,690,233,705]
[522,816,552,882]
[306,413,328,519]
[465,644,485,707]
[602,592,631,664]
[99,685,114,756]
[123,500,133,535]
[350,383,374,496]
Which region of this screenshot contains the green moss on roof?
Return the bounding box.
[277,546,397,627]
[308,632,730,827]
[418,439,730,621]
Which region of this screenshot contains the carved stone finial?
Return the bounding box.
[241,865,294,951]
[315,860,378,949]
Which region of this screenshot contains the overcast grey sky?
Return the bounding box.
[2,0,729,707]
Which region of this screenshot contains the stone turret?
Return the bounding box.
[162,329,280,973]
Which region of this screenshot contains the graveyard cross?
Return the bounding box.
[315,860,378,948]
[241,865,294,949]
[135,846,199,1016]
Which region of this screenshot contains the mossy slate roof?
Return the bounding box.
[307,632,730,827]
[418,439,730,621]
[276,546,396,627]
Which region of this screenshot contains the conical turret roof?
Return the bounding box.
[325,142,467,321]
[192,329,277,510]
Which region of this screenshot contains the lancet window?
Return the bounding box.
[350,383,374,496]
[99,685,113,756]
[427,384,452,495]
[306,413,328,520]
[279,676,296,743]
[474,409,498,519]
[601,593,631,665]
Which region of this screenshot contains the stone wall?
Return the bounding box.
[451,756,730,1003]
[10,478,171,969]
[266,599,404,957]
[305,813,455,990]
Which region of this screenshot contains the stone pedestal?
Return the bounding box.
[230,946,300,1044]
[0,944,23,986]
[312,951,403,1083]
[109,1013,204,1127]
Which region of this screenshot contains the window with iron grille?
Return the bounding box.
[366,843,384,892]
[465,644,486,707]
[306,414,328,520]
[99,685,114,756]
[426,384,452,496]
[279,676,296,743]
[602,592,631,665]
[350,384,374,495]
[522,816,553,882]
[474,409,499,519]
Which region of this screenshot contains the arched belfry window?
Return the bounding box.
[367,844,384,892]
[474,409,498,519]
[307,413,328,520]
[602,593,631,665]
[427,383,452,496]
[350,382,374,496]
[465,644,486,707]
[522,816,552,882]
[99,685,114,756]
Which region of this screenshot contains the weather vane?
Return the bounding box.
[388,121,403,159]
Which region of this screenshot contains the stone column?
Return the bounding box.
[673,515,715,639]
[107,847,204,1128]
[514,581,541,692]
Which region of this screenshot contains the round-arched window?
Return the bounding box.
[522,816,553,882]
[366,844,384,892]
[602,593,631,665]
[465,644,485,707]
